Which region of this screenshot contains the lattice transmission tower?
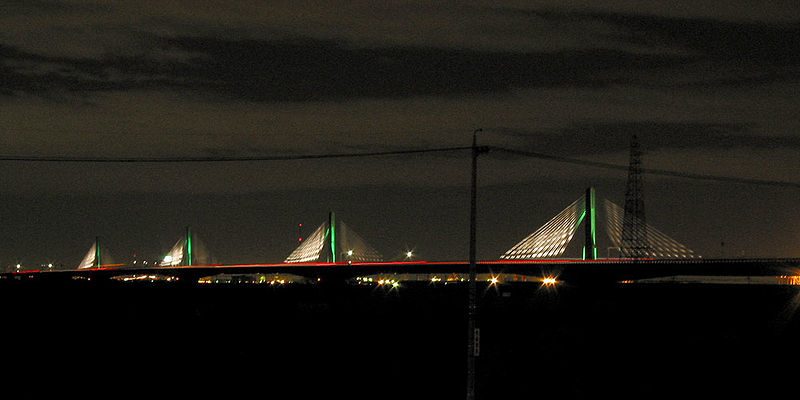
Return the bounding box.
[621,134,650,258]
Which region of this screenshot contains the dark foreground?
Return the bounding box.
[2,278,799,399]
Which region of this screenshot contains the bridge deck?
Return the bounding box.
[5,258,799,284]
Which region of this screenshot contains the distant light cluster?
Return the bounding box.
[197,273,308,285]
[351,273,547,287]
[112,274,179,282]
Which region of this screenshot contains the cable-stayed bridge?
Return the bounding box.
[5,199,799,285]
[4,135,800,285]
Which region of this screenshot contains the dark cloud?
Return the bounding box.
[500,9,800,87]
[589,13,800,64]
[505,9,800,62]
[4,12,799,102]
[596,12,800,87]
[4,8,799,100]
[0,43,198,95]
[1,36,693,101]
[4,0,107,15]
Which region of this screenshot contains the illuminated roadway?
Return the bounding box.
[5,258,800,285]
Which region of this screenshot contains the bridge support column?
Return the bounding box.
[186,226,193,266]
[95,236,101,267]
[584,187,597,260]
[328,211,336,263]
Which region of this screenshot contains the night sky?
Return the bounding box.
[2,1,800,268]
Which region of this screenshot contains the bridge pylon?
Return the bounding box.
[500,187,699,260]
[584,187,597,260]
[77,236,111,269]
[159,226,209,266]
[284,211,382,263]
[186,226,193,267]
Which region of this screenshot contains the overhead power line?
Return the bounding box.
[0,144,797,188]
[0,146,472,163]
[491,146,800,189]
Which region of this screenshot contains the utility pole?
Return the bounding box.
[467,128,487,400]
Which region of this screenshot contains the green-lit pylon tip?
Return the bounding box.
[186,226,192,266]
[583,187,597,260]
[95,236,101,267]
[329,211,336,263]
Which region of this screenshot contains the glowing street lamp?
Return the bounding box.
[542,277,558,286]
[405,250,413,259]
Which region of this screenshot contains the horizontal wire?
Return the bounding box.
[490,146,800,189]
[0,146,472,163]
[0,144,797,188]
